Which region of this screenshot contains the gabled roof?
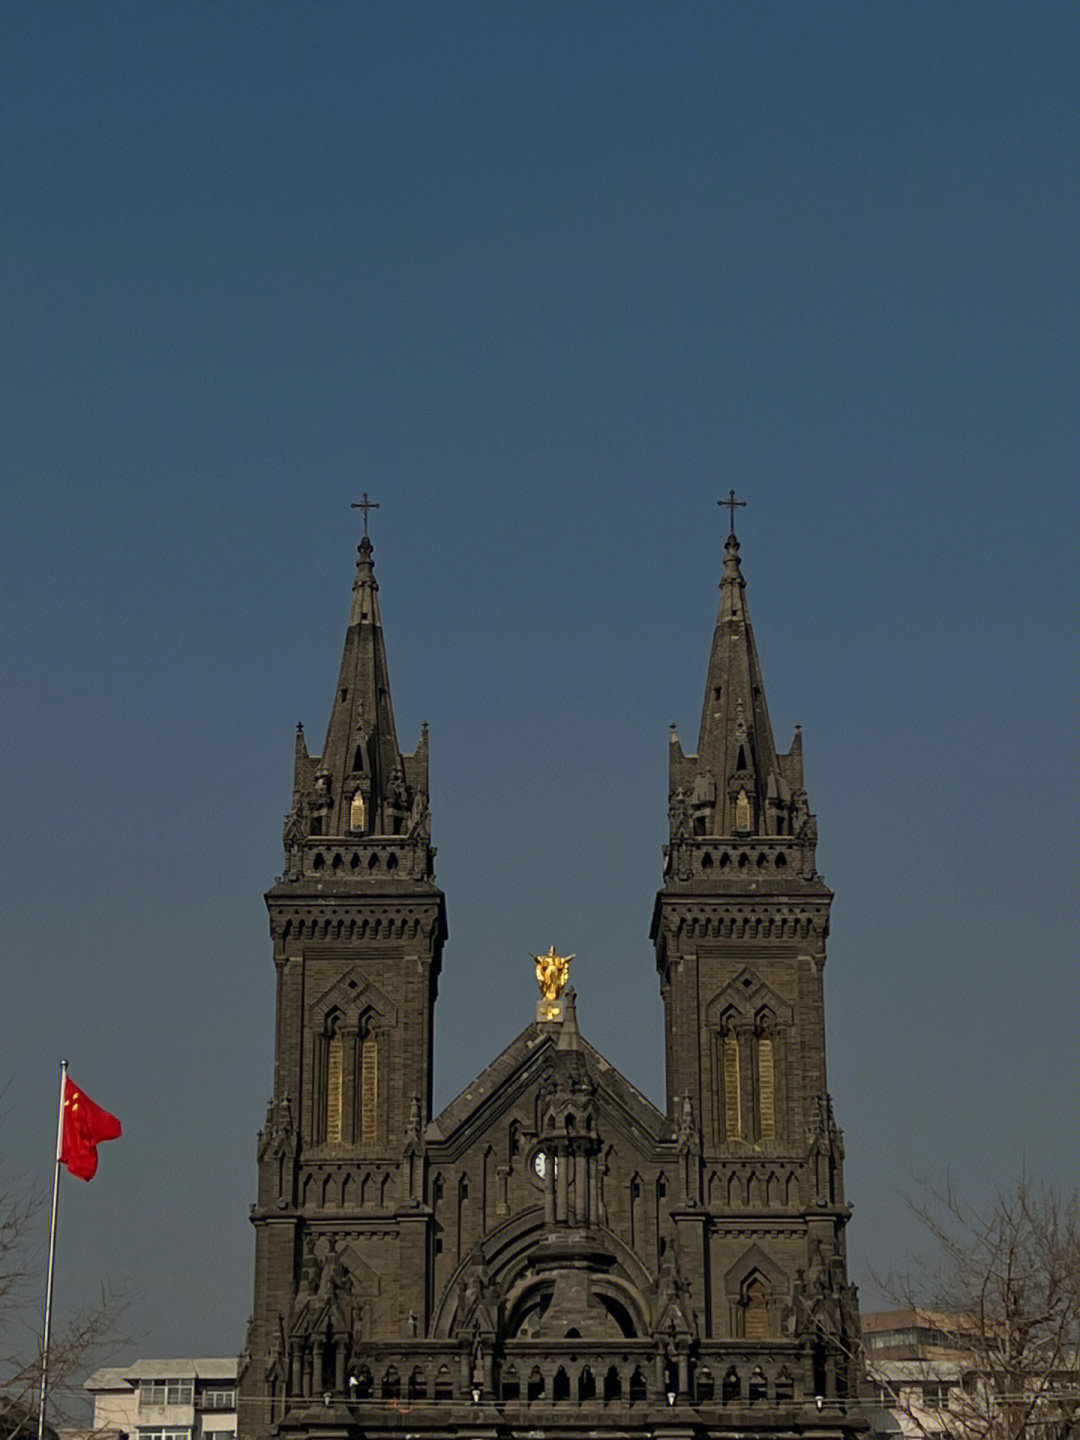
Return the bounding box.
[85,1359,236,1390]
[426,1017,668,1160]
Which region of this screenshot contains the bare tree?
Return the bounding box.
[874,1184,1080,1440]
[0,1174,126,1438]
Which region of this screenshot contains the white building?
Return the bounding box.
[861,1310,968,1440]
[84,1360,236,1440]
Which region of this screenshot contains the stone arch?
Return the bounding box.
[433,1208,653,1341]
[725,1244,787,1339]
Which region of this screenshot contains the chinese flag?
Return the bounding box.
[61,1077,122,1181]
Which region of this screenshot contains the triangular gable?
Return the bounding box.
[427,1022,667,1162]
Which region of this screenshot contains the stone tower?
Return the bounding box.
[240,531,446,1427]
[239,517,863,1440]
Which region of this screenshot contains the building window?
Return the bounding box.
[923,1384,950,1409]
[360,1029,378,1144]
[757,1030,775,1138]
[325,1019,344,1143]
[742,1278,769,1339]
[139,1383,194,1407]
[138,1429,192,1440]
[723,1029,741,1140]
[199,1391,235,1410]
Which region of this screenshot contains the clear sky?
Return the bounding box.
[3,1,1078,1364]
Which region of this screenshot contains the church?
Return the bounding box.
[238,508,863,1440]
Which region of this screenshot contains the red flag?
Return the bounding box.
[60,1077,121,1181]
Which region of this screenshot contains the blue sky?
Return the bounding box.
[3,2,1079,1362]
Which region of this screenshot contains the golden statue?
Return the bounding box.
[531,945,575,1003]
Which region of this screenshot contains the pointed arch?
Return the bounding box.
[359,1019,378,1144]
[743,1277,770,1339]
[722,1024,741,1140]
[322,1011,344,1144]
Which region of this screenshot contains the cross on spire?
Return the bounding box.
[351,492,380,539]
[718,488,746,536]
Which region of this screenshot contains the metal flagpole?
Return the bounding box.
[38,1058,67,1440]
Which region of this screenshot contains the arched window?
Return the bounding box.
[743,1277,769,1340]
[325,1015,344,1143]
[723,1026,741,1140]
[757,1025,775,1140]
[360,1026,378,1144]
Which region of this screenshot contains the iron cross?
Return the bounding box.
[718,489,746,535]
[351,492,380,538]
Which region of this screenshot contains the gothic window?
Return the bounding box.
[749,1366,768,1403]
[722,1367,741,1403]
[758,1025,776,1140]
[500,1365,519,1402]
[697,1366,715,1402]
[629,1367,647,1403]
[742,1277,769,1339]
[381,1367,401,1400]
[360,1025,378,1144]
[324,1015,344,1144]
[722,1026,741,1140]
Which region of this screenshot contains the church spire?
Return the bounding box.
[279,519,431,872]
[667,513,811,843]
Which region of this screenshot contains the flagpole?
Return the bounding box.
[38,1058,67,1440]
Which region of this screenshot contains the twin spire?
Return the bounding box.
[282,498,812,866]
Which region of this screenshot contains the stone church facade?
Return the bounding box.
[239,522,863,1440]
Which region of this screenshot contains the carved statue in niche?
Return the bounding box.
[408,787,430,840]
[457,1255,500,1336]
[669,787,690,839]
[654,1237,694,1338]
[690,768,716,831]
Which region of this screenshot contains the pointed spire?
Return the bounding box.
[668,520,806,841]
[280,524,431,853]
[556,988,584,1053]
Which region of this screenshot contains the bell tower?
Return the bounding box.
[652,513,830,1153]
[650,503,860,1412]
[241,512,446,1435]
